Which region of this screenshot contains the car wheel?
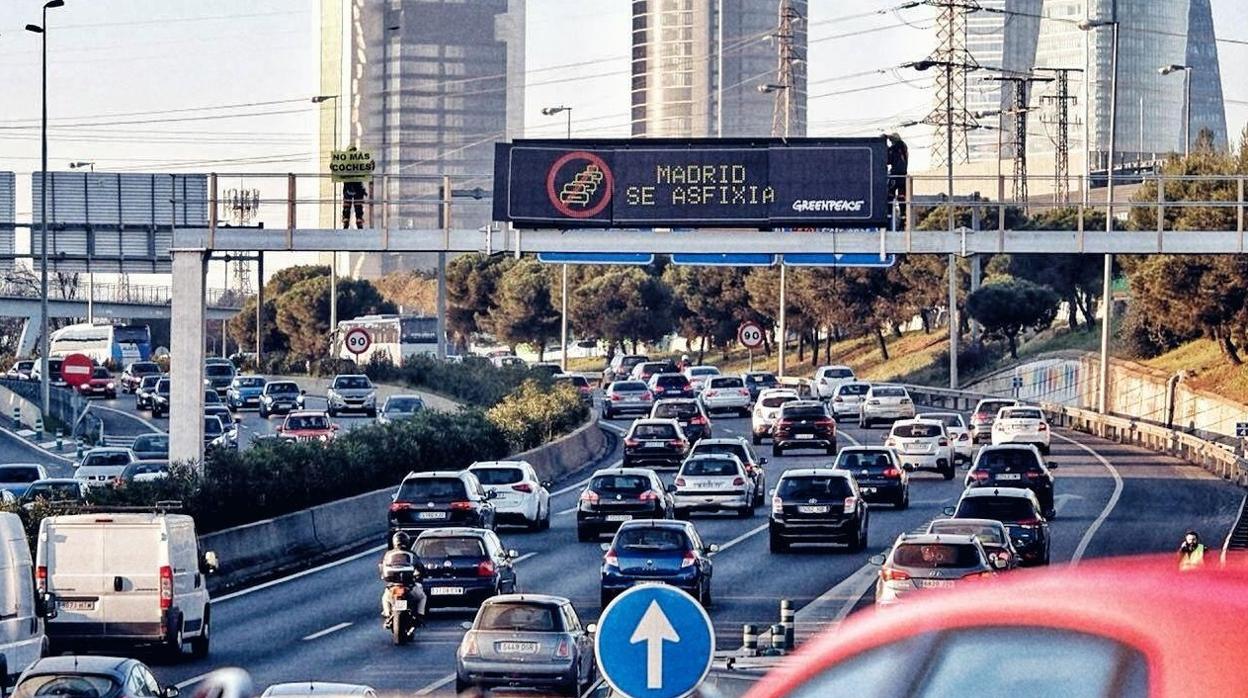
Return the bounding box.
[772,445,784,457]
[367,408,377,418]
[825,445,837,456]
[164,619,185,661]
[737,505,752,519]
[602,408,613,420]
[850,524,868,553]
[455,677,471,695]
[859,419,870,429]
[540,505,552,531]
[700,579,712,607]
[738,407,750,418]
[769,530,789,553]
[1040,443,1050,455]
[190,608,210,659]
[577,526,594,543]
[942,465,955,480]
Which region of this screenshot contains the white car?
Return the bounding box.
[918,412,973,463]
[74,447,137,489]
[885,418,955,479]
[699,375,752,416]
[991,406,1052,453]
[672,453,755,518]
[830,381,871,420]
[814,365,857,400]
[859,385,915,428]
[750,388,800,445]
[468,460,552,530]
[683,365,721,394]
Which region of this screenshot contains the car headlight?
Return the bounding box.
[365,394,376,404]
[107,382,115,389]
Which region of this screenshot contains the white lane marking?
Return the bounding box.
[91,404,163,434]
[415,674,456,696]
[0,425,76,464]
[556,506,578,516]
[1223,491,1247,565]
[302,621,352,641]
[513,552,539,564]
[840,429,861,447]
[551,458,623,497]
[175,672,216,689]
[710,523,768,555]
[214,544,387,603]
[1054,431,1124,565]
[829,563,880,624]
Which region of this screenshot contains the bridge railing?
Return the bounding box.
[0,278,239,309]
[903,383,1248,488]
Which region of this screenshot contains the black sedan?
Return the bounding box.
[134,374,163,411]
[412,528,518,609]
[622,419,690,469]
[769,468,869,553]
[742,371,780,402]
[771,401,838,457]
[389,472,497,534]
[648,373,695,400]
[576,468,673,541]
[14,656,179,698]
[947,487,1051,566]
[650,398,712,442]
[835,446,910,509]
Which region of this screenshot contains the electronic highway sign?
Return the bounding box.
[494,137,891,229]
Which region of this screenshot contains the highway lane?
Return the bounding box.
[0,429,76,477]
[139,411,1244,696]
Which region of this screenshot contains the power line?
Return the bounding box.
[0,98,313,127]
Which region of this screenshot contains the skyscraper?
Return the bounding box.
[630,0,807,138]
[319,0,525,277]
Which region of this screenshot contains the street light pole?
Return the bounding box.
[312,94,340,345]
[70,162,96,323]
[1159,65,1193,157]
[542,105,575,370]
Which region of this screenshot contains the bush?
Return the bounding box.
[363,355,554,408]
[487,380,589,452]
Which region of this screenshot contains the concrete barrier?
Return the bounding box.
[203,415,608,594]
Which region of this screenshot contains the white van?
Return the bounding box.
[0,513,52,690]
[36,513,216,660]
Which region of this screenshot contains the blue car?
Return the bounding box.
[0,463,48,498]
[226,375,267,410]
[599,520,715,609]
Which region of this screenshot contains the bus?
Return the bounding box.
[49,323,152,366]
[334,315,439,364]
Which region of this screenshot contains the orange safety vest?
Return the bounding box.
[1179,544,1205,571]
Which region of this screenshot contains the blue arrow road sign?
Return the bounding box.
[595,584,715,698]
[537,252,654,265]
[783,252,896,267]
[670,253,776,266]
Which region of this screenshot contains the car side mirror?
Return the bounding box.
[868,554,886,566]
[599,543,611,553]
[707,544,720,554]
[507,549,519,560]
[460,621,474,631]
[586,623,598,635]
[942,506,956,516]
[331,424,341,431]
[37,591,57,619]
[541,481,553,489]
[300,389,307,395]
[162,687,180,698]
[1047,462,1058,470]
[902,463,916,472]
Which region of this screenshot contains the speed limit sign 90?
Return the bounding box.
[344,327,372,355]
[737,321,765,349]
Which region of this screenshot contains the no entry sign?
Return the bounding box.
[60,353,94,387]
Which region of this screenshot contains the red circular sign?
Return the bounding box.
[344,327,372,356]
[60,353,94,387]
[737,322,765,350]
[545,151,614,219]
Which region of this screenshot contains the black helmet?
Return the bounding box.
[392,531,412,550]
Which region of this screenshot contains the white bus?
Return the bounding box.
[48,323,152,365]
[334,315,439,364]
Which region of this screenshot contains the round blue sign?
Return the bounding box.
[594,584,715,698]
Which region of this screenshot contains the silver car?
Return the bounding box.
[673,453,755,517]
[378,394,425,424]
[699,376,752,416]
[456,594,597,695]
[326,374,377,417]
[830,381,871,420]
[873,533,1000,607]
[601,380,654,420]
[859,384,916,428]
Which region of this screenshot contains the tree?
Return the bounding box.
[571,268,673,353]
[373,270,436,315]
[481,259,561,359]
[274,276,396,359]
[446,254,512,347]
[1129,255,1248,364]
[662,265,751,361]
[965,278,1060,358]
[227,264,329,353]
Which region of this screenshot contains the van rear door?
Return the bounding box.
[45,522,107,632]
[101,522,164,636]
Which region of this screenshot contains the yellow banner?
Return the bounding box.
[329,148,376,183]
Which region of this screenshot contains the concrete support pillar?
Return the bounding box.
[969,254,982,341]
[170,248,208,468]
[16,310,43,359]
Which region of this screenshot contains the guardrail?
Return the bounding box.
[903,384,1248,488]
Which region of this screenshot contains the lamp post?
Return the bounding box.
[1079,7,1118,416]
[69,160,95,321]
[541,105,574,370]
[26,0,65,419]
[312,94,340,343]
[1158,64,1193,157]
[758,83,792,376]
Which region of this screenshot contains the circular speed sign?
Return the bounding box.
[737,321,765,349]
[343,327,372,356]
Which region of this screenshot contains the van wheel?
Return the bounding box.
[190,609,210,659]
[164,621,185,661]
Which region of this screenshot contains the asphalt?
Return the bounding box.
[55,405,1233,697]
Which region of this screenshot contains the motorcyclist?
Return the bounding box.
[380,531,427,629]
[679,354,691,371]
[1177,530,1206,572]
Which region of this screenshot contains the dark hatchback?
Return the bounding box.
[413,528,518,609]
[648,373,694,400]
[771,401,838,457]
[576,469,673,542]
[769,469,869,553]
[622,420,690,469]
[631,360,679,383]
[600,520,715,608]
[650,398,712,442]
[741,371,780,402]
[149,378,171,418]
[13,656,178,698]
[258,380,302,418]
[134,374,163,411]
[120,361,161,393]
[948,488,1051,566]
[835,447,910,509]
[389,472,497,534]
[966,444,1056,518]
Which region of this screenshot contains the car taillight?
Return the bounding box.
[1026,471,1042,480]
[938,438,949,446]
[972,413,989,423]
[738,388,750,397]
[477,560,496,577]
[690,415,707,425]
[604,549,619,567]
[462,634,480,657]
[512,483,533,493]
[885,438,897,447]
[732,477,745,486]
[389,502,414,512]
[882,467,900,478]
[639,490,658,502]
[900,398,912,404]
[972,470,990,482]
[449,501,473,511]
[555,637,571,659]
[1016,518,1044,528]
[36,565,46,592]
[680,550,697,568]
[581,490,600,505]
[815,419,835,428]
[704,390,719,397]
[611,394,622,401]
[625,438,640,448]
[843,496,857,514]
[653,386,665,393]
[641,391,653,401]
[771,496,783,515]
[881,567,910,582]
[159,566,173,610]
[668,439,687,449]
[1038,423,1048,431]
[963,571,995,580]
[675,477,686,487]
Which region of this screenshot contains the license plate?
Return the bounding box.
[393,599,408,611]
[60,600,95,611]
[997,473,1022,481]
[497,641,538,654]
[862,487,877,494]
[917,580,955,589]
[796,434,815,440]
[430,586,463,596]
[606,514,632,522]
[418,511,448,520]
[645,441,663,448]
[798,505,829,514]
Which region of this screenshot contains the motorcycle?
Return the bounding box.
[387,583,420,645]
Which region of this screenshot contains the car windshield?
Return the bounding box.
[928,522,1007,546]
[133,435,169,451]
[778,476,852,499]
[127,463,168,476]
[204,418,223,436]
[156,379,170,394]
[611,382,647,393]
[473,467,524,485]
[976,449,1042,473]
[823,368,854,378]
[615,527,689,553]
[235,377,265,388]
[781,405,826,419]
[745,373,778,386]
[836,451,895,471]
[892,423,943,438]
[267,383,298,395]
[398,478,468,502]
[689,367,718,376]
[1001,408,1044,420]
[285,415,330,431]
[476,603,559,632]
[140,376,161,388]
[682,458,739,476]
[591,475,650,494]
[206,364,234,377]
[413,537,485,558]
[631,424,677,440]
[0,467,40,483]
[83,452,130,467]
[691,443,749,463]
[872,387,907,398]
[654,375,689,387]
[334,376,372,389]
[922,414,964,428]
[14,674,120,698]
[23,483,80,501]
[385,397,424,412]
[708,377,744,389]
[891,543,982,568]
[760,394,796,408]
[654,402,698,419]
[837,384,869,396]
[204,391,222,404]
[130,362,159,374]
[977,401,1015,415]
[957,497,1039,521]
[91,368,110,379]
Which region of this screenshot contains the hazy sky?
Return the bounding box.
[0,0,1243,248]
